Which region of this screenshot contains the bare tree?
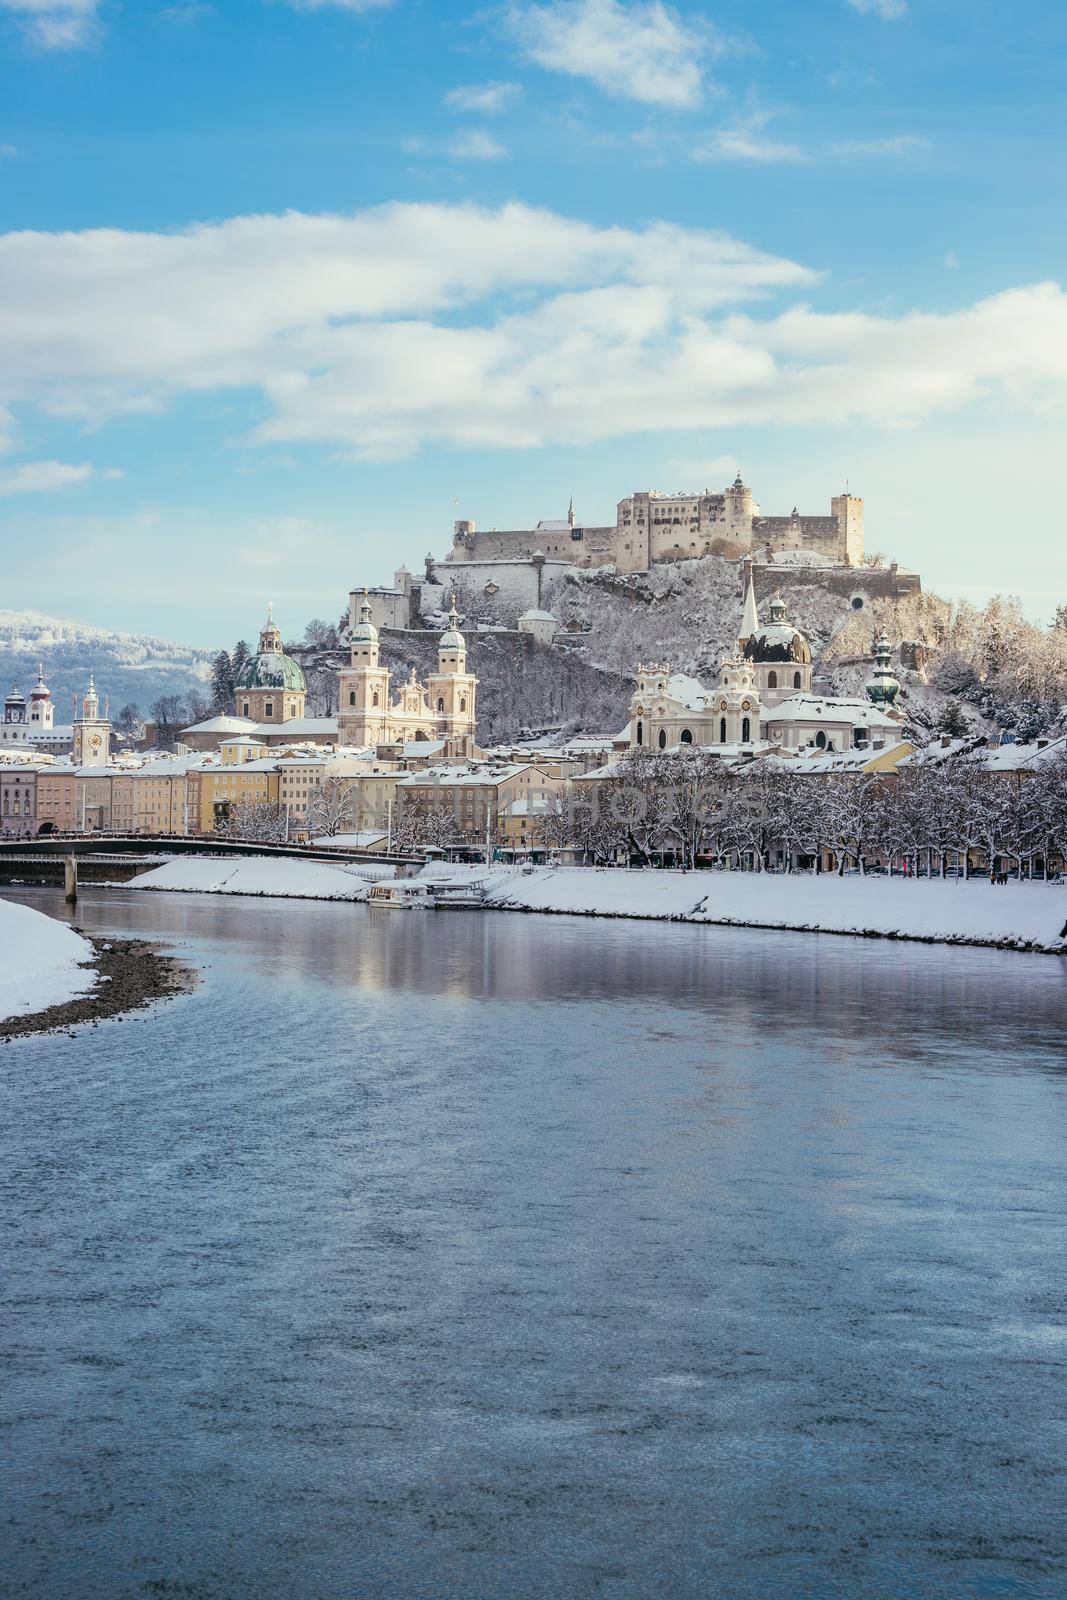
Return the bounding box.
[306,776,356,838]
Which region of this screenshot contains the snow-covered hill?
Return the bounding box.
[0,609,212,718]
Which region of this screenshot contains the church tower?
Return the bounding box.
[865,630,901,707]
[713,654,761,746]
[337,590,392,748]
[72,673,111,768]
[426,596,478,758]
[234,604,307,724]
[28,665,54,732]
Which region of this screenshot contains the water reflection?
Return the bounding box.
[2,887,1066,1600]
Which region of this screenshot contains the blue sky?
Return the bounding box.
[1,0,1065,646]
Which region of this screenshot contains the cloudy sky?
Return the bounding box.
[1,0,1065,645]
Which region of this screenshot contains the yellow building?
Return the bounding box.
[189,758,281,836]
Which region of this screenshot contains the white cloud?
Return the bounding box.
[694,125,805,164]
[506,0,717,109]
[945,249,959,270]
[0,459,96,495]
[2,203,1066,461]
[846,0,907,18]
[444,81,522,115]
[0,143,18,159]
[0,0,101,49]
[830,134,930,156]
[448,129,508,160]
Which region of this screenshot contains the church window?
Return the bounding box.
[767,671,777,689]
[742,717,751,743]
[437,697,444,713]
[636,720,643,746]
[658,730,667,749]
[816,731,827,749]
[680,729,693,744]
[794,671,802,689]
[348,691,356,706]
[265,702,273,718]
[242,702,249,717]
[372,691,380,707]
[720,718,727,744]
[460,697,467,712]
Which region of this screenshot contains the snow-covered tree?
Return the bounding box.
[306,776,356,838]
[216,800,288,844]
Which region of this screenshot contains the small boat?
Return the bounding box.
[367,881,432,909]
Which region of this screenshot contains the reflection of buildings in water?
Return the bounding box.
[40,886,1066,1053]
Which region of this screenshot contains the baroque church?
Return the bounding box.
[338,592,478,758]
[628,565,902,756]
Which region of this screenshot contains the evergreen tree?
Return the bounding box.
[210,650,234,712]
[940,701,970,739]
[230,640,251,701]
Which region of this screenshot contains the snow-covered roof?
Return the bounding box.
[400,739,446,758]
[181,715,257,736]
[519,608,559,622]
[981,736,1066,771]
[398,762,544,788]
[253,717,337,737]
[766,741,913,774]
[763,693,898,729]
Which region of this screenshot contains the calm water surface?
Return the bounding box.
[2,887,1066,1600]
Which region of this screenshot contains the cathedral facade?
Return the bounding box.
[338,593,478,759]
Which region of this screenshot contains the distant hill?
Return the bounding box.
[0,610,213,721]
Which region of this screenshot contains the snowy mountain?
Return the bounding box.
[0,610,212,719]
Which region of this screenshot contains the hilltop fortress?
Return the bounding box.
[449,474,864,574]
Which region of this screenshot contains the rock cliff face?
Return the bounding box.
[552,557,953,719]
[290,632,634,746]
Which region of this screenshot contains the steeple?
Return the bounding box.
[567,495,576,529]
[259,602,283,655]
[865,630,901,707]
[739,561,759,645]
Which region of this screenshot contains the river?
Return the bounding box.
[2,887,1066,1599]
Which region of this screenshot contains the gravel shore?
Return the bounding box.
[0,936,194,1042]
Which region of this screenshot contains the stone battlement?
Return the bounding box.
[448,476,863,575]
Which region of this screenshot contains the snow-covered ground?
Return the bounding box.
[0,898,97,1023]
[131,856,371,901]
[418,865,1067,953]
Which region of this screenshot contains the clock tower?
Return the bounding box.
[72,673,111,768]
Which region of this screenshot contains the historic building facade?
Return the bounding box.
[337,593,478,759]
[447,475,864,575]
[628,569,904,756]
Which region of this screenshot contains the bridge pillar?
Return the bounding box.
[64,854,78,905]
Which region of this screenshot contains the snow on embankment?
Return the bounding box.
[0,898,97,1023]
[131,857,371,901]
[420,866,1067,953]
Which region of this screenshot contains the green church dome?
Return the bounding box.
[236,606,307,694]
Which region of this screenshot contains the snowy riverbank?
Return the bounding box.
[130,856,372,901]
[419,865,1067,954]
[0,898,97,1023]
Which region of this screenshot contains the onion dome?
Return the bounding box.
[865,629,901,706]
[439,595,465,651]
[31,664,50,701]
[742,591,812,665]
[5,681,25,712]
[350,589,379,646]
[235,604,307,693]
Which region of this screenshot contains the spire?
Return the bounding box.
[567,495,575,528]
[739,561,759,642]
[359,586,373,624]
